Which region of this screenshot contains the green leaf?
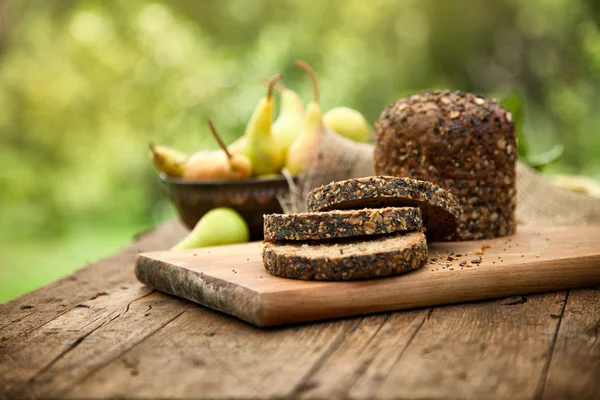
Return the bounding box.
[499,93,527,158]
[526,143,564,168]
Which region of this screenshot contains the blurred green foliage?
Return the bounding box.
[1,0,599,301]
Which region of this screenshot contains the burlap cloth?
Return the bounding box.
[281,137,600,226]
[515,161,600,225]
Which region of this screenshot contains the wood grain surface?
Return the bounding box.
[1,221,599,399]
[135,225,600,327]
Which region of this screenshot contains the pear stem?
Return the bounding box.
[295,60,319,103]
[260,77,287,93]
[267,73,283,100]
[207,118,232,160]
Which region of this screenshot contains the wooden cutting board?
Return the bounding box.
[135,225,600,327]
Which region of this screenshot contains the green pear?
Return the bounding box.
[286,60,329,175]
[324,106,372,142]
[171,207,250,250]
[272,82,305,151]
[149,143,187,177]
[237,74,285,177]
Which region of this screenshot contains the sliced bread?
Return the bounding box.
[262,231,428,280]
[263,207,422,242]
[306,176,461,241]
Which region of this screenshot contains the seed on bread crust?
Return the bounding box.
[306,176,461,241]
[373,90,516,240]
[262,231,428,281]
[263,207,422,242]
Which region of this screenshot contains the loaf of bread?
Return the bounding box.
[374,90,516,240]
[263,231,428,280]
[307,176,461,241]
[264,207,422,242]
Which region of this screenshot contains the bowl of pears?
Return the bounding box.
[150,62,372,241]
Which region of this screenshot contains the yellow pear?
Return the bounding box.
[228,136,245,154]
[149,144,187,178]
[183,119,252,181]
[183,151,229,181]
[271,81,305,151]
[286,61,329,175]
[237,74,284,177]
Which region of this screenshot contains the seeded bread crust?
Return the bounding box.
[306,176,461,241]
[263,207,422,242]
[263,231,428,281]
[374,90,516,240]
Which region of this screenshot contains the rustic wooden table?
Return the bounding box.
[1,221,599,399]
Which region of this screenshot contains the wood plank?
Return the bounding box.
[24,290,598,400]
[0,221,187,321]
[12,292,192,399]
[2,220,599,399]
[0,310,34,332]
[367,291,567,400]
[0,286,152,395]
[295,309,430,398]
[541,288,600,400]
[65,310,358,399]
[136,225,600,326]
[0,221,188,397]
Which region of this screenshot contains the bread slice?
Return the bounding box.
[262,231,428,281]
[306,176,461,241]
[263,207,422,242]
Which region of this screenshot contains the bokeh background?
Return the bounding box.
[1,0,599,302]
